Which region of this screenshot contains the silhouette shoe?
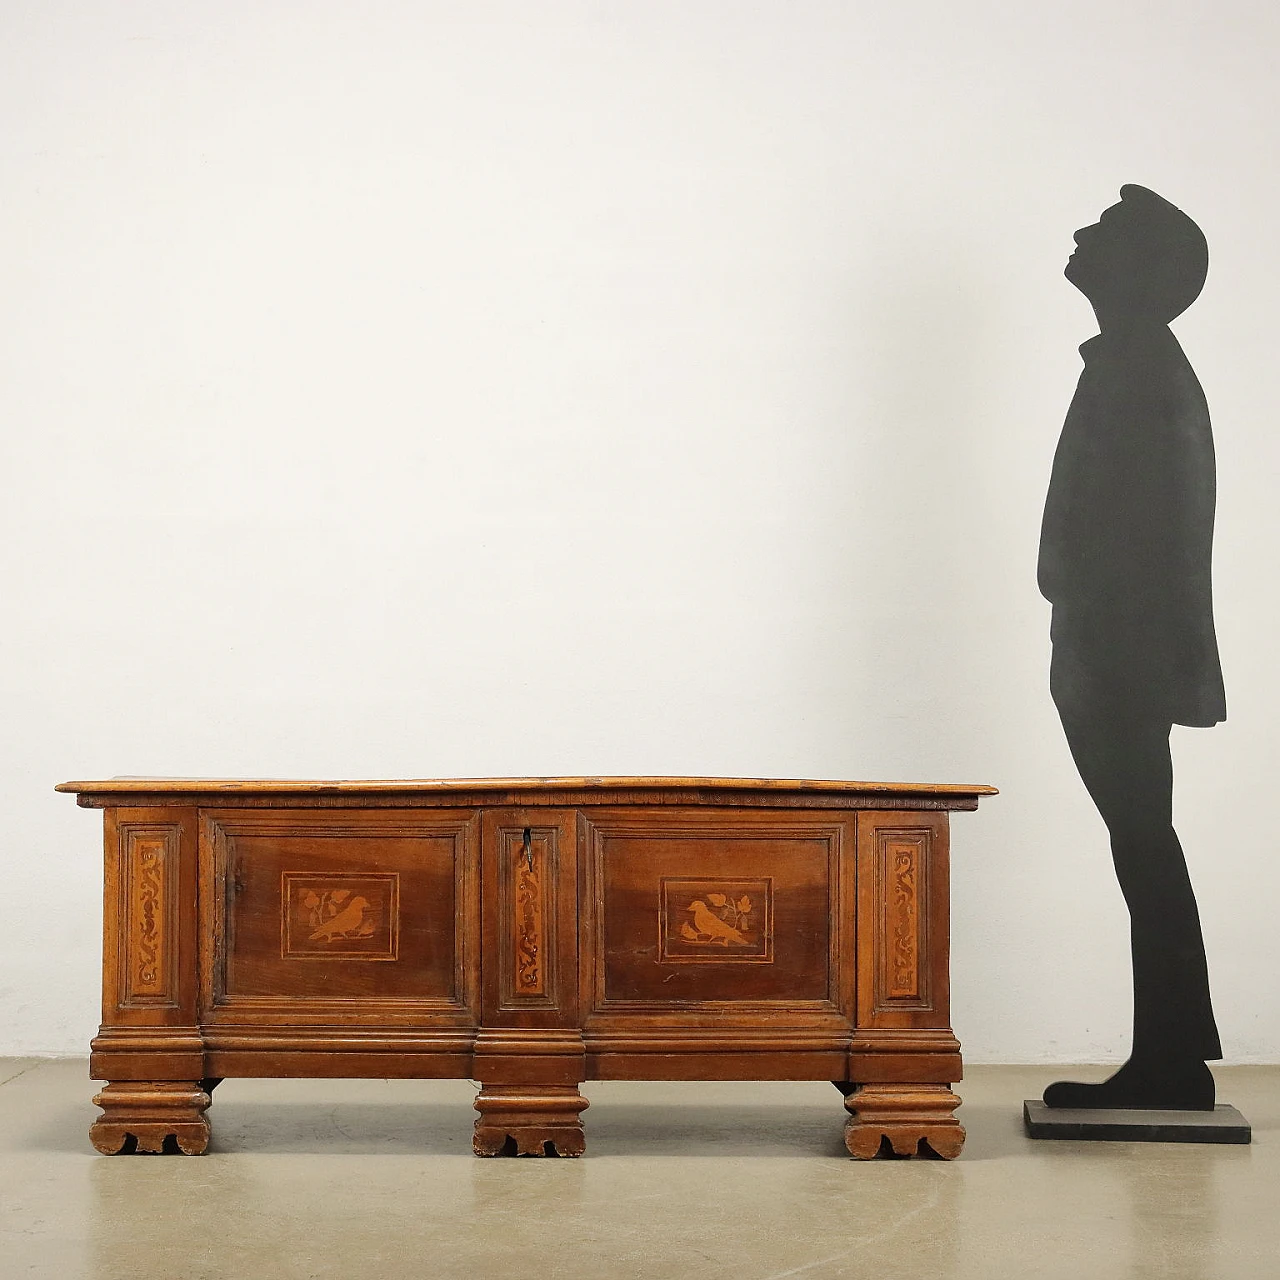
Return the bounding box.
[1042,1057,1215,1110]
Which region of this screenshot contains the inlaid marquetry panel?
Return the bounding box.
[873,828,932,1012]
[119,823,181,1008]
[494,823,560,1010]
[281,872,399,961]
[658,877,774,964]
[514,836,546,997]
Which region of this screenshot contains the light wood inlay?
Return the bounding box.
[120,824,180,1008]
[875,829,931,1011]
[281,872,399,961]
[514,832,546,997]
[658,877,774,964]
[490,819,567,1012]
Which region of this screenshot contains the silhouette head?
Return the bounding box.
[1066,185,1208,326]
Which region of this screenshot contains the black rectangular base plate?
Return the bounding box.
[1024,1100,1250,1144]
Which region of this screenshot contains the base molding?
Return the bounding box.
[90,1081,212,1155]
[473,1085,589,1157]
[843,1082,965,1159]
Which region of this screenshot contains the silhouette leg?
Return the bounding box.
[1044,694,1219,1109]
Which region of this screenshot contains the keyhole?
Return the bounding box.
[522,827,533,871]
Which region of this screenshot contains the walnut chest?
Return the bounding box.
[57,776,995,1158]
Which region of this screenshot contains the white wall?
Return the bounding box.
[3,1,1278,1062]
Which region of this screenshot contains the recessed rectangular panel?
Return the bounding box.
[480,811,579,1023]
[119,824,182,1008]
[499,825,556,1006]
[209,814,472,1008]
[592,819,839,1008]
[855,811,949,1030]
[873,829,932,1011]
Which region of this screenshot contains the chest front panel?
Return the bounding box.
[583,811,854,1017]
[202,810,479,1019]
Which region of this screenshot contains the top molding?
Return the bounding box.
[56,776,998,812]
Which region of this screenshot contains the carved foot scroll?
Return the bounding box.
[90,1081,212,1155]
[843,1083,965,1159]
[473,1085,588,1157]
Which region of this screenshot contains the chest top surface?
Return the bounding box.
[56,775,998,810]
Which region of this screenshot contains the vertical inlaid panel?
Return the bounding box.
[497,823,559,1009]
[855,813,951,1027]
[879,833,927,1004]
[513,831,547,996]
[480,810,579,1024]
[119,824,182,1008]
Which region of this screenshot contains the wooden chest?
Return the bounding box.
[57,776,995,1158]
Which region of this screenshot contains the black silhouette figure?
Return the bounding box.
[1038,185,1224,1110]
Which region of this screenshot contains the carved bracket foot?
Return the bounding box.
[90,1081,212,1155]
[843,1083,965,1159]
[473,1085,588,1157]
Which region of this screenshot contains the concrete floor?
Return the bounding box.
[0,1060,1275,1279]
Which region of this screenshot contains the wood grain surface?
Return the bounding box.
[74,778,993,1159]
